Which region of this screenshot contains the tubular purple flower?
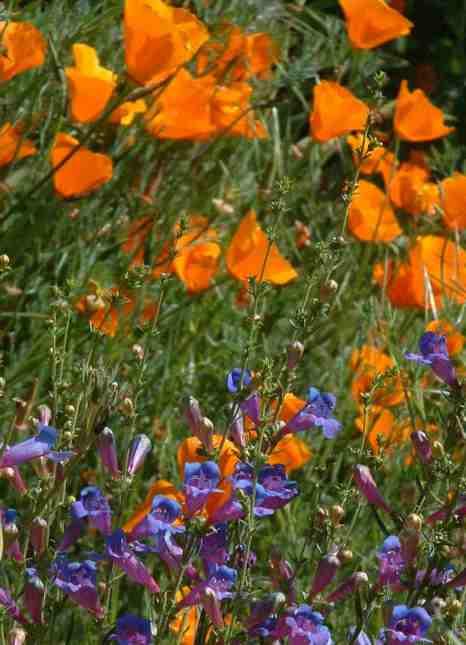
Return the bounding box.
[226,368,252,393]
[309,553,341,599]
[282,387,341,440]
[410,431,432,465]
[78,486,112,535]
[177,564,237,628]
[240,393,261,426]
[109,613,153,644]
[184,461,221,515]
[380,605,432,644]
[0,426,58,468]
[376,536,405,589]
[0,588,28,626]
[326,572,368,604]
[2,509,23,563]
[405,332,458,387]
[228,404,246,448]
[126,434,151,476]
[255,464,299,516]
[353,465,392,514]
[24,568,44,624]
[200,524,229,573]
[30,517,47,556]
[51,555,104,618]
[273,604,333,644]
[106,529,160,593]
[98,427,120,479]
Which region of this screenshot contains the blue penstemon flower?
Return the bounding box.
[405,331,458,387]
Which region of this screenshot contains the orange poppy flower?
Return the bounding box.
[355,406,395,453]
[441,173,466,231]
[372,258,426,309]
[425,320,464,356]
[50,133,113,198]
[211,82,267,139]
[268,434,311,472]
[350,345,404,407]
[0,122,36,167]
[177,434,239,478]
[389,162,439,216]
[170,588,199,645]
[411,235,466,304]
[124,0,209,86]
[226,210,298,285]
[75,284,158,337]
[0,21,47,82]
[394,81,454,142]
[123,479,183,533]
[339,0,413,49]
[146,68,216,140]
[278,392,307,423]
[109,99,147,126]
[197,23,277,81]
[348,180,402,242]
[310,81,369,142]
[65,44,117,123]
[347,134,397,186]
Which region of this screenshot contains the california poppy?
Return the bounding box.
[411,235,466,304]
[170,589,199,645]
[441,173,466,231]
[372,258,426,309]
[268,434,311,472]
[0,21,47,82]
[211,82,267,139]
[226,210,298,285]
[350,345,404,407]
[339,0,413,49]
[348,180,402,242]
[109,99,147,126]
[124,0,209,86]
[65,44,117,123]
[0,122,36,167]
[394,81,454,142]
[177,434,239,479]
[347,134,397,186]
[50,133,113,198]
[389,162,439,216]
[310,81,369,142]
[425,320,464,356]
[355,406,396,453]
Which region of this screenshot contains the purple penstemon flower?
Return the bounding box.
[177,564,237,628]
[0,425,58,468]
[255,464,299,516]
[226,368,252,393]
[353,464,393,514]
[376,536,405,590]
[377,605,432,644]
[106,529,160,593]
[59,486,112,550]
[183,461,221,516]
[109,613,153,644]
[98,427,120,479]
[273,604,333,644]
[1,508,23,562]
[247,599,279,639]
[281,388,341,440]
[405,331,458,387]
[200,524,229,573]
[24,568,44,624]
[126,434,151,477]
[51,555,104,618]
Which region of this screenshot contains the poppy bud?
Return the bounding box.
[309,553,340,599]
[30,517,47,556]
[353,464,392,514]
[287,341,304,370]
[98,427,120,479]
[411,431,432,464]
[200,417,214,452]
[126,434,151,476]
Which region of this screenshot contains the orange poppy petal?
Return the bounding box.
[348,180,402,242]
[310,81,369,142]
[394,80,454,142]
[339,0,413,49]
[411,235,466,304]
[441,173,466,231]
[226,210,298,285]
[0,122,36,167]
[0,21,47,82]
[425,320,465,356]
[268,434,311,473]
[50,133,113,198]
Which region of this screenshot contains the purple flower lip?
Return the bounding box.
[272,604,333,644]
[385,604,432,642]
[184,461,221,515]
[226,368,252,393]
[106,529,160,593]
[51,555,104,618]
[405,331,458,387]
[280,387,341,440]
[0,425,58,468]
[109,613,153,644]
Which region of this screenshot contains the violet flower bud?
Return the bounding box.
[0,588,28,626]
[98,428,120,479]
[1,467,27,495]
[24,568,44,624]
[287,341,304,370]
[126,434,151,477]
[326,571,368,604]
[38,405,52,426]
[229,404,246,449]
[411,431,432,465]
[353,464,392,514]
[30,517,47,556]
[309,553,340,599]
[184,396,203,436]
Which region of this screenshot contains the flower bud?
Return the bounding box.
[411,431,432,464]
[446,598,462,615]
[339,549,353,563]
[309,554,340,599]
[200,417,214,452]
[121,397,134,417]
[431,597,446,615]
[405,513,422,532]
[0,254,10,269]
[432,441,444,459]
[65,405,76,416]
[98,427,120,479]
[30,517,47,556]
[326,571,367,603]
[126,434,151,476]
[287,341,305,370]
[24,569,44,624]
[353,464,392,514]
[400,527,420,565]
[229,404,245,449]
[329,504,345,526]
[38,404,52,426]
[320,280,338,302]
[132,344,144,360]
[212,198,234,215]
[9,628,26,645]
